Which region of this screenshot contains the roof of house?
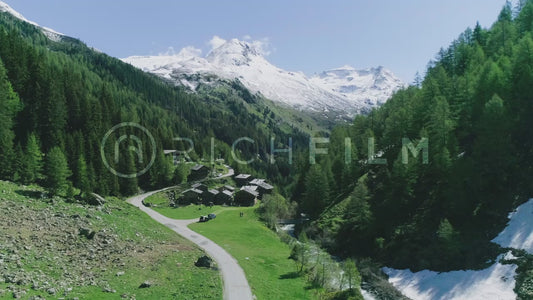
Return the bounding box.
[249,179,265,185]
[183,188,203,195]
[208,189,219,195]
[192,183,206,188]
[249,178,273,190]
[163,150,177,154]
[257,182,274,190]
[222,190,234,197]
[235,174,252,179]
[224,185,235,191]
[191,164,208,171]
[240,185,259,197]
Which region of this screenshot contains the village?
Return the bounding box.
[178,165,273,207]
[149,151,274,212]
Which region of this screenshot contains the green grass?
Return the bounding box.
[145,190,241,220]
[189,206,318,300]
[143,190,171,206]
[0,180,222,300]
[152,204,234,220]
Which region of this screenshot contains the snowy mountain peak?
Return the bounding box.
[0,1,26,21]
[206,38,264,66]
[311,65,405,107]
[123,37,405,116]
[0,0,63,41]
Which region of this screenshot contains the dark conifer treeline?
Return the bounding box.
[293,1,533,271]
[0,11,306,197]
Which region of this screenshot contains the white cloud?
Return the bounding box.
[159,46,177,56]
[249,37,273,56]
[158,35,273,58]
[178,46,202,57]
[209,35,227,50]
[159,46,201,58]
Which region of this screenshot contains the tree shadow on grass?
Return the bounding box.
[304,283,321,290]
[279,271,301,279]
[15,189,45,199]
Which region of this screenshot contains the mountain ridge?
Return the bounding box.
[0,0,63,41]
[123,37,405,117]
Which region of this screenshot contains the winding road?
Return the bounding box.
[126,166,253,300]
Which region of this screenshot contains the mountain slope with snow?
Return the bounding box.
[0,1,63,41]
[123,38,404,116]
[383,198,533,300]
[310,65,404,108]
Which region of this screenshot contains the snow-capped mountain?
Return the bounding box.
[0,1,63,42]
[123,38,404,116]
[310,65,404,108]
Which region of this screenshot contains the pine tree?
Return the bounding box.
[303,164,329,219]
[174,162,189,184]
[149,150,173,188]
[0,58,21,179]
[118,147,138,196]
[44,147,71,196]
[12,144,23,183]
[74,155,91,197]
[20,133,43,184]
[343,258,361,291]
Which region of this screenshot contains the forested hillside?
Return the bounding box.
[293,1,533,272]
[0,10,306,198]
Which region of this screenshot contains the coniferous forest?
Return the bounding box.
[6,1,533,298]
[0,10,306,198]
[291,1,533,272]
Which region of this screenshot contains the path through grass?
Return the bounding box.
[189,206,317,300]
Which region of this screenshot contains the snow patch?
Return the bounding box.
[492,199,533,253]
[384,198,533,299]
[361,288,378,300]
[0,0,63,41]
[383,256,517,300]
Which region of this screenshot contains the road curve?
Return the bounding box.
[127,188,253,300]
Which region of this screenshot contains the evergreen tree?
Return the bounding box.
[173,162,189,184]
[343,258,361,291]
[20,133,43,184]
[118,146,138,196]
[44,147,71,196]
[149,150,173,188]
[0,58,21,179]
[74,155,91,197]
[303,164,329,219]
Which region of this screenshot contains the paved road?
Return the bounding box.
[126,166,253,300]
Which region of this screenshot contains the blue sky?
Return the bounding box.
[7,0,508,82]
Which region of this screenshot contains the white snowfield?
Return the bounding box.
[0,1,63,41]
[383,199,533,300]
[122,38,404,116]
[492,199,533,252]
[384,259,517,300]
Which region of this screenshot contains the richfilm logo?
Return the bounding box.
[100,122,157,178]
[101,122,429,178]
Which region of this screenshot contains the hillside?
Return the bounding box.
[0,2,308,198]
[291,0,533,277]
[0,180,221,299]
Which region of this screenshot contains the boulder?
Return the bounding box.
[194,255,213,268]
[84,194,105,206]
[78,228,96,240]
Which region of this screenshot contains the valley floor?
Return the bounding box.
[128,189,254,300]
